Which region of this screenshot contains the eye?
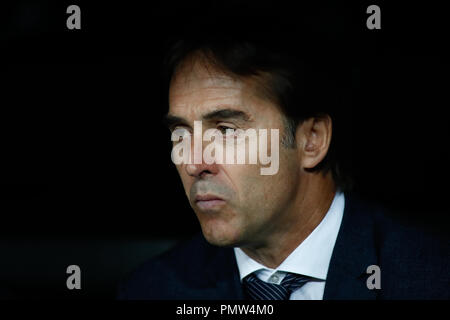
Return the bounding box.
[171,127,191,143]
[217,125,236,135]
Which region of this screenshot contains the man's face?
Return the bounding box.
[168,57,302,248]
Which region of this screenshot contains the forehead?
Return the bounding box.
[168,57,274,119]
[169,62,243,108]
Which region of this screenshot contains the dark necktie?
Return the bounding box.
[243,272,310,300]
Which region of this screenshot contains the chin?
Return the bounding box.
[200,223,242,247]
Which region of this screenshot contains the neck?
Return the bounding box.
[240,172,336,269]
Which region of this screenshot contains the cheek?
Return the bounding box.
[176,165,192,197]
[222,167,273,225]
[221,163,261,200]
[238,151,298,211]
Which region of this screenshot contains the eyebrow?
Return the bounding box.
[163,114,190,130]
[164,108,251,130]
[202,108,251,122]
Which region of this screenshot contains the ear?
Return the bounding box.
[296,115,332,170]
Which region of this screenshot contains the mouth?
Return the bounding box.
[194,194,226,211]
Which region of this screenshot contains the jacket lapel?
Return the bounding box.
[323,194,380,300]
[207,246,245,299]
[187,241,244,300]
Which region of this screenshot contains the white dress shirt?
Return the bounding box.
[234,192,345,300]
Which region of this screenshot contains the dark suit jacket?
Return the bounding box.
[118,194,449,299]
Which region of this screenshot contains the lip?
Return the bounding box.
[195,194,224,202]
[194,194,225,210]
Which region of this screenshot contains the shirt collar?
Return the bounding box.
[234,192,345,281]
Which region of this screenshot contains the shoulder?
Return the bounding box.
[355,195,448,255]
[345,193,450,298]
[345,192,447,246]
[117,233,220,300]
[380,214,449,299]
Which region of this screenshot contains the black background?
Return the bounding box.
[0,1,449,298]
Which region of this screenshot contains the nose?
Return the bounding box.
[182,122,220,178]
[185,161,219,178]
